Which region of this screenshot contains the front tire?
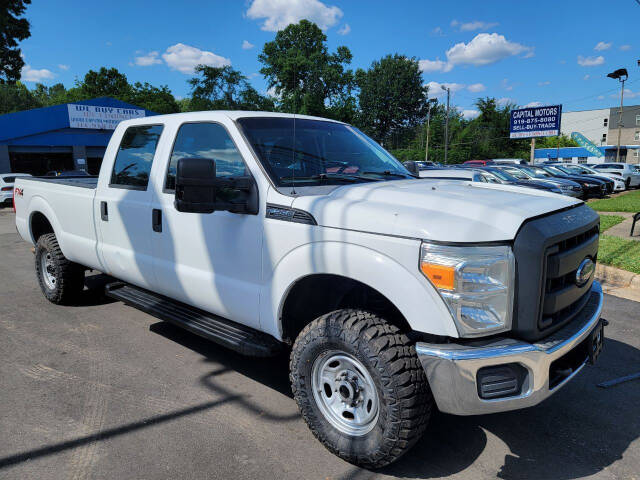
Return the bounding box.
[35,233,85,304]
[290,310,432,468]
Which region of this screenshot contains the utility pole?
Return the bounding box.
[441,85,450,164]
[424,98,437,162]
[530,137,536,164]
[607,68,629,163]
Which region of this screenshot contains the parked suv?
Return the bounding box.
[0,173,31,205]
[592,163,640,189]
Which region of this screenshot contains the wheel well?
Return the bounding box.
[31,212,54,243]
[280,274,411,343]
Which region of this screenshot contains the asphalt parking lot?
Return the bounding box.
[0,208,639,480]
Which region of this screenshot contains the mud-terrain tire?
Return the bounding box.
[35,233,85,304]
[290,309,432,468]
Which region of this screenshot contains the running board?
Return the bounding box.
[105,282,282,357]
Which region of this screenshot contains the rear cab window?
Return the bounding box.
[110,124,164,190]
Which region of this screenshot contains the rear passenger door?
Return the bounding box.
[96,124,165,289]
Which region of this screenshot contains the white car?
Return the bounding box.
[0,173,31,205]
[592,163,640,188]
[559,164,626,191]
[13,111,605,468]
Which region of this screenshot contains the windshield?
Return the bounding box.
[484,168,516,182]
[237,117,412,186]
[555,165,576,175]
[503,168,530,180]
[521,166,552,178]
[543,166,566,176]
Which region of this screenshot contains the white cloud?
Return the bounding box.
[425,81,465,98]
[524,101,543,108]
[462,109,480,119]
[446,33,532,67]
[577,55,604,67]
[419,33,531,73]
[584,74,590,80]
[246,0,342,31]
[501,78,513,91]
[162,43,231,74]
[610,89,639,99]
[134,51,162,67]
[538,81,550,86]
[467,83,485,92]
[337,23,350,35]
[431,26,443,36]
[457,20,499,32]
[497,97,514,106]
[58,64,69,71]
[594,41,612,51]
[418,58,451,73]
[597,95,605,100]
[242,40,254,50]
[619,44,631,51]
[21,64,55,82]
[450,19,459,27]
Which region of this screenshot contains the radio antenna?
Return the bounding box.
[290,69,297,195]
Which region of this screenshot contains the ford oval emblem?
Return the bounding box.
[576,257,595,287]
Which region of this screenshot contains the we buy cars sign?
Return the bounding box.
[509,105,562,139]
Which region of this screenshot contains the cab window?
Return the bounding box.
[165,122,247,191]
[110,125,164,189]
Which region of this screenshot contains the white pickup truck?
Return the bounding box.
[14,111,605,468]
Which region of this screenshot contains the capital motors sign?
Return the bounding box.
[509,105,562,139]
[67,104,145,130]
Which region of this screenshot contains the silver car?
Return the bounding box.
[592,163,640,189]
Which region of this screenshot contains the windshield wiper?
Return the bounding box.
[280,173,379,183]
[362,170,411,178]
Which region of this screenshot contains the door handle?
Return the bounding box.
[152,209,162,233]
[100,201,108,221]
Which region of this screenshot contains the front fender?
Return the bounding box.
[263,241,458,340]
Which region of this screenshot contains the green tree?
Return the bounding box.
[0,81,40,113]
[258,20,354,121]
[130,82,179,114]
[187,64,274,111]
[79,67,133,100]
[0,0,31,83]
[355,55,427,148]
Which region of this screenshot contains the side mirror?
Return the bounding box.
[174,157,259,215]
[175,157,218,213]
[404,161,419,176]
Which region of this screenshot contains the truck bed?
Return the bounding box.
[24,176,98,189]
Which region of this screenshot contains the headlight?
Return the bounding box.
[420,242,515,337]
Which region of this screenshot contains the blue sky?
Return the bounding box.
[18,0,640,118]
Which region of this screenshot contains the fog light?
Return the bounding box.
[477,364,526,399]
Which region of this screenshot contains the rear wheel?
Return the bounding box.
[290,309,432,468]
[35,233,85,304]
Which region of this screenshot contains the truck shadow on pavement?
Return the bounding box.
[152,322,640,480]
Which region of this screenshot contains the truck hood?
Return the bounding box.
[291,179,582,243]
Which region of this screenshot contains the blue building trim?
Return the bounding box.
[0,97,156,144]
[535,146,639,159]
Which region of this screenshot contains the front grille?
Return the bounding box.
[512,204,600,341]
[540,225,599,331]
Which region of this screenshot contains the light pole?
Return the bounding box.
[607,68,628,163]
[424,98,437,162]
[441,85,451,164]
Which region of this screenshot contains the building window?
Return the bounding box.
[636,131,640,141]
[603,118,608,127]
[578,157,587,163]
[636,115,640,126]
[110,125,164,189]
[601,133,607,143]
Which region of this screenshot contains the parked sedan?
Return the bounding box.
[591,163,640,189]
[551,165,615,194]
[558,164,625,192]
[480,167,563,194]
[499,165,583,198]
[540,165,608,198]
[0,173,31,205]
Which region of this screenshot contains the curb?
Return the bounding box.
[596,263,640,290]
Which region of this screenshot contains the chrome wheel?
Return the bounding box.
[311,350,379,436]
[41,251,57,290]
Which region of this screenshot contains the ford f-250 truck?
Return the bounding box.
[14,111,605,468]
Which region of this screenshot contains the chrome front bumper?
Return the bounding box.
[416,281,604,416]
